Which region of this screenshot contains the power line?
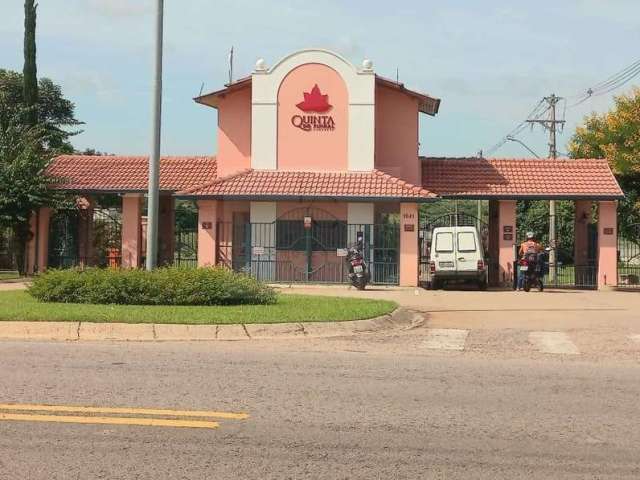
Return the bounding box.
[567,58,640,108]
[482,57,640,156]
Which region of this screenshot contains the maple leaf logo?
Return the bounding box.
[296,84,332,112]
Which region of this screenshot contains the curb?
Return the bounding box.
[0,308,422,343]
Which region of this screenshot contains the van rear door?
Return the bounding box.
[433,229,456,273]
[456,228,479,272]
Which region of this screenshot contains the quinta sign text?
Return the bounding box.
[292,84,335,132]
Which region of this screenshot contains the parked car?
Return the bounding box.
[429,226,487,290]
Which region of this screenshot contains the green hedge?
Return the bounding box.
[28,267,277,306]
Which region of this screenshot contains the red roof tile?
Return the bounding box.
[48,155,217,192]
[421,157,623,199]
[180,169,436,201]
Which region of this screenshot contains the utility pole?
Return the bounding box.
[526,94,565,284]
[146,0,164,271]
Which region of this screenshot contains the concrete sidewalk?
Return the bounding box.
[279,285,640,331]
[0,308,419,342]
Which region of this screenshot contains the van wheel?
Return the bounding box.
[478,280,487,291]
[431,279,442,290]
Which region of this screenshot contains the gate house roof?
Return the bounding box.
[47,155,217,193]
[421,157,624,200]
[47,155,624,201]
[179,169,437,201]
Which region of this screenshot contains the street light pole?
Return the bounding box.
[146,0,164,271]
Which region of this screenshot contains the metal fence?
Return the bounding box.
[174,226,197,267]
[618,224,640,289]
[216,221,400,284]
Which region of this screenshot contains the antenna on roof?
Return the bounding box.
[228,46,234,85]
[396,67,399,84]
[198,82,204,97]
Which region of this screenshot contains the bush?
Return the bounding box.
[28,267,278,306]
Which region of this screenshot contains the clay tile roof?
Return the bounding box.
[48,155,217,192]
[179,169,437,201]
[421,157,624,200]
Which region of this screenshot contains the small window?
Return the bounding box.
[435,232,454,252]
[457,232,477,252]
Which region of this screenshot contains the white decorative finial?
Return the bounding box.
[362,59,373,72]
[254,58,267,72]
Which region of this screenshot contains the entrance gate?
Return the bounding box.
[48,208,122,268]
[618,223,640,289]
[217,207,399,284]
[515,203,598,289]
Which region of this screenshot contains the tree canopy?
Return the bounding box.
[0,69,82,154]
[569,87,640,175]
[569,87,640,236]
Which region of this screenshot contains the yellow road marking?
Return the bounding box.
[0,412,218,429]
[0,403,249,420]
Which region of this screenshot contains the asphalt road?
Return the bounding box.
[1,338,639,480]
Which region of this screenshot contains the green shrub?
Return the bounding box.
[28,267,278,306]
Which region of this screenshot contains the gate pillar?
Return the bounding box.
[597,201,617,288]
[399,203,419,287]
[197,200,218,267]
[498,200,516,287]
[121,194,142,268]
[26,207,51,274]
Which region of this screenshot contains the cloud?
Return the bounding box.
[87,0,152,18]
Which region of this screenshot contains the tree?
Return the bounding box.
[569,87,640,237]
[23,0,38,126]
[0,118,66,273]
[0,70,82,154]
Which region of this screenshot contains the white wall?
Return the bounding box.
[249,202,277,280]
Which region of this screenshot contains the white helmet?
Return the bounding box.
[526,231,535,240]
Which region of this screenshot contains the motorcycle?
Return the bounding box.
[346,244,370,290]
[519,248,549,292]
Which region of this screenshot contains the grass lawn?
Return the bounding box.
[0,291,397,325]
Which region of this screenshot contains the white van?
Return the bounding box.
[429,226,487,290]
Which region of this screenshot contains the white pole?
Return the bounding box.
[146,0,164,271]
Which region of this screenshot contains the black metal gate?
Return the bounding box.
[217,208,399,284]
[515,202,597,289]
[48,210,80,268]
[618,223,640,289]
[174,226,197,267]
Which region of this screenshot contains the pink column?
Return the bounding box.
[37,207,51,271]
[121,194,142,268]
[25,213,37,274]
[399,203,419,287]
[498,200,517,286]
[597,201,617,288]
[197,200,218,267]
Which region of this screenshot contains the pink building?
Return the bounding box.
[35,49,623,289]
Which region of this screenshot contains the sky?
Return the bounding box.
[1,0,639,159]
